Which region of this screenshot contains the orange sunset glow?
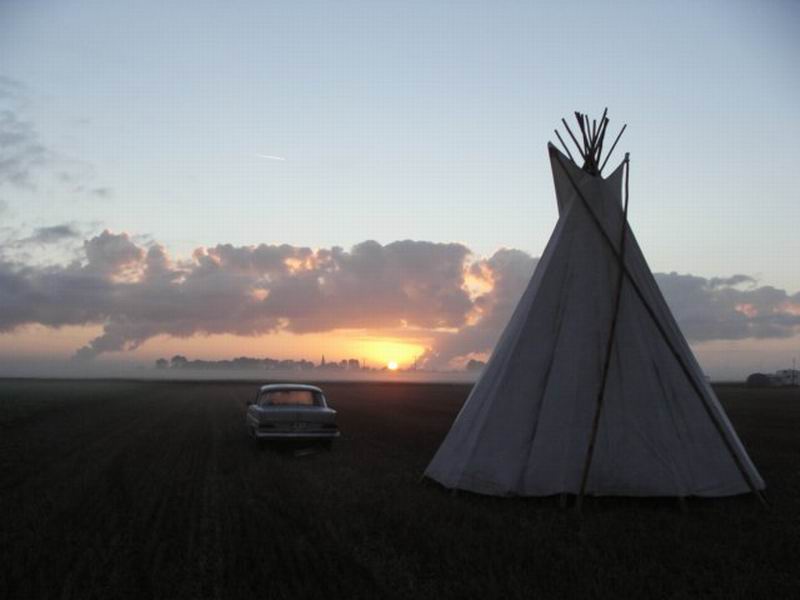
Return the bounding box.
[0,325,428,371]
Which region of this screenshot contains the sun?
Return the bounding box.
[387,361,399,371]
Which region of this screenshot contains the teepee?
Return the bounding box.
[425,111,765,501]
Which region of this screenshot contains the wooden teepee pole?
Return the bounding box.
[576,154,630,514]
[554,130,576,163]
[561,118,587,161]
[599,124,627,173]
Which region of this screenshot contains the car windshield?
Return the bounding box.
[259,390,320,406]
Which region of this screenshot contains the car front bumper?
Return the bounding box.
[252,429,341,440]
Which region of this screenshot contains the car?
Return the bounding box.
[245,384,340,446]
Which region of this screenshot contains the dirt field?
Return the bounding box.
[0,379,798,599]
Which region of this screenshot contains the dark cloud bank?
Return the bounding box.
[1,230,798,368]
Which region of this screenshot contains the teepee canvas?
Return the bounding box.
[425,112,765,500]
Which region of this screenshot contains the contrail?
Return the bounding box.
[256,153,287,161]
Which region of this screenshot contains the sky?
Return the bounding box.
[0,0,799,379]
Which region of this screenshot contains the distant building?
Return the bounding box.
[774,369,799,387]
[746,369,799,387]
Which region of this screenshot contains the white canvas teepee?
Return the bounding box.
[425,113,765,499]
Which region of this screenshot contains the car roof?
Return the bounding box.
[258,383,323,393]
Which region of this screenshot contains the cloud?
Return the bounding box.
[0,231,797,362]
[0,232,473,359]
[258,240,473,333]
[0,103,51,190]
[707,274,756,289]
[655,273,800,342]
[90,187,112,199]
[18,224,81,245]
[421,248,538,368]
[83,229,144,274]
[0,77,112,197]
[0,77,26,99]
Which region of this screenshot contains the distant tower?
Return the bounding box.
[321,354,326,367]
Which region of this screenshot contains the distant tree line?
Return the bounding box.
[155,355,363,372]
[465,359,487,373]
[155,354,490,373]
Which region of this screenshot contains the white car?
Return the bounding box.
[245,384,340,446]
